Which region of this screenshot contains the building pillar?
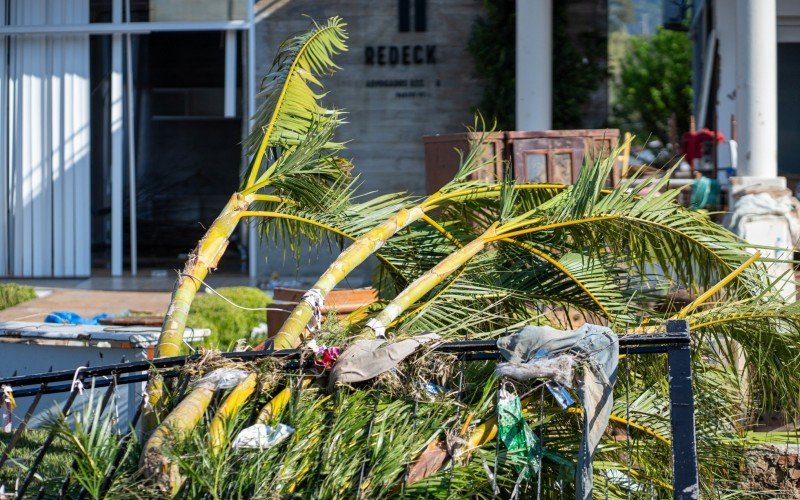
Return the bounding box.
[729,0,793,299]
[516,0,552,131]
[735,0,777,177]
[111,0,123,276]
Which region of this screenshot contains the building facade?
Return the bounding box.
[0,0,608,281]
[693,0,800,185]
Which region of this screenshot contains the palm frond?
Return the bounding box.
[244,17,348,188]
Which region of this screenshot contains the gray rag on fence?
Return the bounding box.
[328,333,440,390]
[496,324,618,500]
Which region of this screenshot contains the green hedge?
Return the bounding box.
[0,283,37,311]
[186,286,270,349]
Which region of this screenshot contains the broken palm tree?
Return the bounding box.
[157,17,350,359]
[129,17,800,498]
[143,16,356,481]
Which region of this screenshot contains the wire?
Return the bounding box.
[178,272,288,313]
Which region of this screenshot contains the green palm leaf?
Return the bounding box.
[244,17,348,189]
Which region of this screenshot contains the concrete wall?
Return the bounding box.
[254,0,482,196]
[252,0,483,281]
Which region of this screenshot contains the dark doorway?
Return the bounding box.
[90,30,245,273]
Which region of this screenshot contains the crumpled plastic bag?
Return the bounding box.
[497,388,542,479]
[232,423,294,450]
[193,368,250,390]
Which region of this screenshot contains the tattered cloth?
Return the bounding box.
[495,324,618,500]
[328,333,440,389]
[723,186,800,248]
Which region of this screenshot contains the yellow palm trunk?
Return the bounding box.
[143,192,253,434]
[140,374,164,436]
[357,222,499,338]
[256,377,313,424]
[208,373,258,453]
[141,384,217,494]
[272,206,425,349]
[157,192,254,357]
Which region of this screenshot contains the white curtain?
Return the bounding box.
[1,0,91,276]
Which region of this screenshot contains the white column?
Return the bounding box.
[224,30,237,118]
[730,0,792,300]
[247,2,258,281]
[111,0,123,276]
[735,0,777,178]
[126,31,137,276]
[0,2,7,275]
[515,0,552,131]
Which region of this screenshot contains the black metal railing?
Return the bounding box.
[0,320,697,499]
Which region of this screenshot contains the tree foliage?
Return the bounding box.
[613,28,693,142]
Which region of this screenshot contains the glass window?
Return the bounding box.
[552,152,573,184]
[90,0,248,23]
[524,154,547,182]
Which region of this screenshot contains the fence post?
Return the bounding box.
[666,319,699,499]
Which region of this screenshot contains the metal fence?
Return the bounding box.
[0,319,698,499]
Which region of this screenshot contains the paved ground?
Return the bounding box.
[0,288,172,322]
[0,271,255,292]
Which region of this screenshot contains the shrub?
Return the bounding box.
[612,28,693,142]
[186,287,270,349]
[0,283,37,310]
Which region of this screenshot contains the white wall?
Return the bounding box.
[0,0,91,277]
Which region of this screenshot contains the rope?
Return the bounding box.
[71,366,87,395]
[301,288,325,333]
[178,272,288,313]
[365,318,386,339]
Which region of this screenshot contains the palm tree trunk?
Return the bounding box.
[141,384,217,494]
[272,206,425,349]
[356,223,499,338]
[143,193,252,434]
[157,192,254,357]
[256,377,313,424]
[208,373,258,453]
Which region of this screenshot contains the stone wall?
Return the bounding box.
[743,443,800,496]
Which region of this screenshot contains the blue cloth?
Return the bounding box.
[690,175,720,209]
[44,311,112,325]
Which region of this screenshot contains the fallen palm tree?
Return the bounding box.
[124,16,800,499]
